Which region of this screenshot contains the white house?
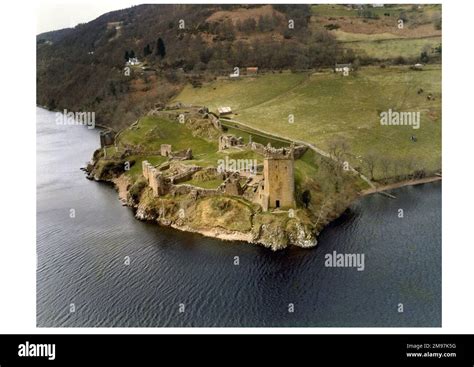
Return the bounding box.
[126,57,140,66]
[217,106,232,116]
[334,63,353,73]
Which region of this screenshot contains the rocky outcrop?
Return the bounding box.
[130,183,318,251]
[85,154,318,251]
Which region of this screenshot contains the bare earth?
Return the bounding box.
[361,176,441,197]
[171,224,254,243]
[112,175,130,203]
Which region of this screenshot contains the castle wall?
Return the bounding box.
[293,145,308,159]
[142,160,168,197]
[100,130,115,147]
[249,142,265,155]
[169,184,220,199]
[160,144,172,157]
[170,165,201,184]
[223,179,242,196]
[142,160,150,180]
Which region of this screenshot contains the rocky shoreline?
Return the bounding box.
[85,151,441,251]
[87,166,318,251]
[360,176,442,197]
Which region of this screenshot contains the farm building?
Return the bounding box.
[246,67,258,75]
[126,57,140,66]
[217,106,232,116]
[334,63,353,73]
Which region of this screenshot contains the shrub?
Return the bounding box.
[129,177,147,202]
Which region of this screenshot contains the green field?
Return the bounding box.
[114,116,266,184]
[332,30,405,42]
[310,4,442,61]
[174,66,441,179]
[345,36,441,60]
[311,4,440,19]
[178,72,308,112]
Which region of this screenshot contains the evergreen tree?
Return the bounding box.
[156,38,166,58]
[302,190,311,208]
[124,50,129,61]
[143,44,152,57]
[420,51,429,63]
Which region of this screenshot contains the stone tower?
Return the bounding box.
[259,145,295,210]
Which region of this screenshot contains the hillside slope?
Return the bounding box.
[37,4,441,131]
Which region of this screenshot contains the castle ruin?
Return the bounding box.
[218,134,243,151]
[142,160,168,197]
[255,145,295,211]
[140,105,300,212]
[160,144,172,157]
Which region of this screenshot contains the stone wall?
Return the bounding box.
[169,184,220,199]
[170,165,201,184]
[170,148,193,161]
[219,134,243,151]
[293,145,308,159]
[100,130,115,147]
[160,144,172,157]
[221,173,242,196]
[249,142,265,155]
[142,160,169,197]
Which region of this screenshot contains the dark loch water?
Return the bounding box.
[37,107,441,327]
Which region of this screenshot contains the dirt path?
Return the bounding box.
[360,176,442,197]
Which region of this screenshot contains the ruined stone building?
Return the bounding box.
[159,144,192,160]
[160,144,172,157]
[142,160,168,197]
[218,134,243,151]
[222,173,243,196]
[100,130,115,147]
[255,145,295,211]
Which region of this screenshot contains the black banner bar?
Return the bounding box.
[0,334,472,366]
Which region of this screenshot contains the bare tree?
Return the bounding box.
[364,151,378,180]
[379,157,392,182]
[328,136,350,163]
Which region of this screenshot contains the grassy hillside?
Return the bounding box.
[347,36,441,59]
[113,116,265,182]
[38,4,441,131]
[311,4,442,61]
[174,66,441,179]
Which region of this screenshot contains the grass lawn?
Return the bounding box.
[222,121,290,148]
[174,66,441,178]
[332,30,405,42]
[311,4,439,19]
[186,178,224,189]
[345,36,441,59]
[118,116,217,154]
[124,155,168,180]
[174,71,308,112]
[116,116,264,176]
